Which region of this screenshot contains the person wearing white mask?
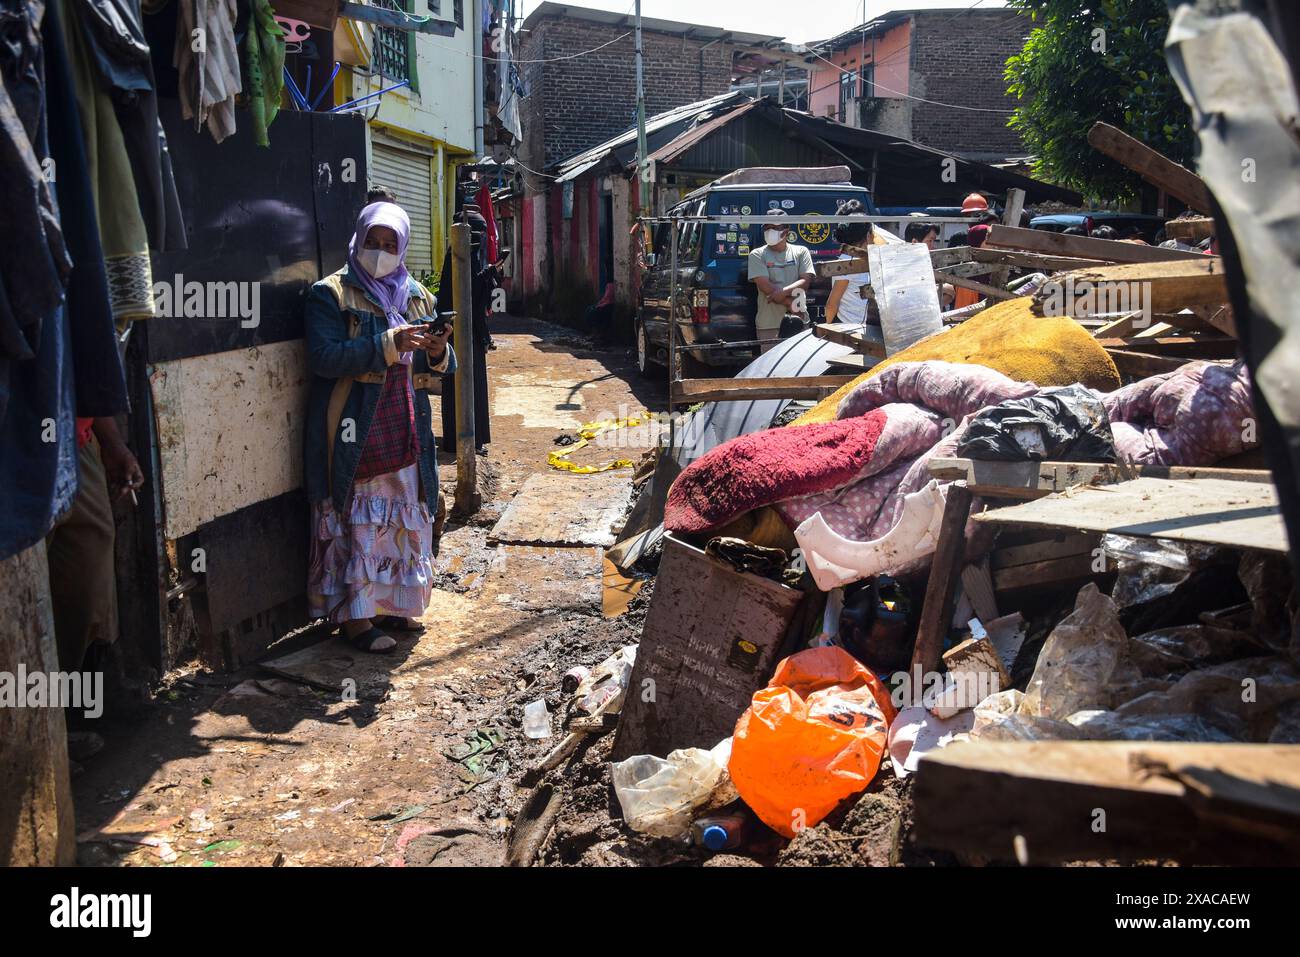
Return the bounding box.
[303,202,455,653]
[746,210,815,350]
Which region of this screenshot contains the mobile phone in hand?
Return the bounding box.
[427,311,454,335]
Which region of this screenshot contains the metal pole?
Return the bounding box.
[667,216,679,451]
[634,0,649,218]
[450,222,480,515]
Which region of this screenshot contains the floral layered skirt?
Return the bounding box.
[307,463,434,624]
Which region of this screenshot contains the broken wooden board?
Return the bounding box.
[473,545,603,612]
[817,256,871,277]
[1094,335,1236,358]
[986,224,1207,264]
[1035,258,1229,316]
[1107,348,1196,378]
[610,533,805,762]
[673,375,856,404]
[488,471,633,547]
[914,741,1300,864]
[260,636,395,700]
[929,457,1271,500]
[968,248,1108,272]
[972,476,1287,552]
[812,322,886,357]
[1087,122,1214,213]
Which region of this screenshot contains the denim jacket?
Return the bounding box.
[304,266,456,513]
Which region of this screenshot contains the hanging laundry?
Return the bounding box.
[60,0,155,320]
[70,0,186,251]
[243,0,286,147]
[174,0,240,143]
[0,0,71,411]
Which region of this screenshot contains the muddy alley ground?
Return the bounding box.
[72,316,671,867]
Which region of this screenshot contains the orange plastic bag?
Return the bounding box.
[729,646,897,838]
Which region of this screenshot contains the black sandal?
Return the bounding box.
[343,626,396,654]
[376,616,423,633]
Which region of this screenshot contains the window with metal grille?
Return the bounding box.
[373,0,415,86]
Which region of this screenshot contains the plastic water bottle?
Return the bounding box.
[691,811,749,851]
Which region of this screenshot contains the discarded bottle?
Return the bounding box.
[690,811,750,851]
[523,698,551,739]
[561,665,591,695]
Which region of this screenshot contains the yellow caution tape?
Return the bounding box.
[547,411,654,474]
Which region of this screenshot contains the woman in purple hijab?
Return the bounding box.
[303,202,456,653]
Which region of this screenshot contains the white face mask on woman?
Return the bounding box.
[764,229,784,246]
[358,247,401,279]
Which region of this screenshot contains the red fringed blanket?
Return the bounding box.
[665,409,889,534]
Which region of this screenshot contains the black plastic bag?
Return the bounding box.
[956,385,1116,462]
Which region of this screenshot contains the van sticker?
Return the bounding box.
[781,199,794,209]
[738,244,750,256]
[797,212,830,245]
[726,231,737,242]
[716,243,727,254]
[740,205,751,215]
[767,199,780,208]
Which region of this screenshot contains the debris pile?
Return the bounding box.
[502,126,1300,867]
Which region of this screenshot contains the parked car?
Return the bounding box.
[636,178,877,376]
[1029,211,1166,243]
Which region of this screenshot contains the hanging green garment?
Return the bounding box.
[59,0,155,321]
[244,0,286,147]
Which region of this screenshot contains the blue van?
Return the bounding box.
[636,180,877,375]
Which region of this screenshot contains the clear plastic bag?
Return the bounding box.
[1020,583,1139,719]
[611,738,737,839]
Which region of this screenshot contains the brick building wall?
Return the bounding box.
[907,9,1028,161]
[519,14,735,169]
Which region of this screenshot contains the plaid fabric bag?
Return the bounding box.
[353,366,419,482]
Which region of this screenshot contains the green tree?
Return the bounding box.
[1005,0,1194,202]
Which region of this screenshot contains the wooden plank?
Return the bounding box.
[674,375,857,404]
[817,256,870,278]
[990,188,1026,286]
[935,261,994,279]
[991,532,1099,570]
[960,560,998,621]
[488,472,634,547]
[1036,258,1228,315]
[812,322,885,357]
[1092,311,1143,338]
[913,741,1300,864]
[910,482,973,675]
[1087,122,1214,212]
[929,245,974,269]
[1107,348,1192,378]
[969,248,1109,272]
[825,353,878,372]
[943,272,1017,302]
[1185,304,1238,338]
[986,224,1207,264]
[1095,335,1235,358]
[972,476,1287,552]
[930,457,1273,500]
[993,552,1101,593]
[1164,216,1216,242]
